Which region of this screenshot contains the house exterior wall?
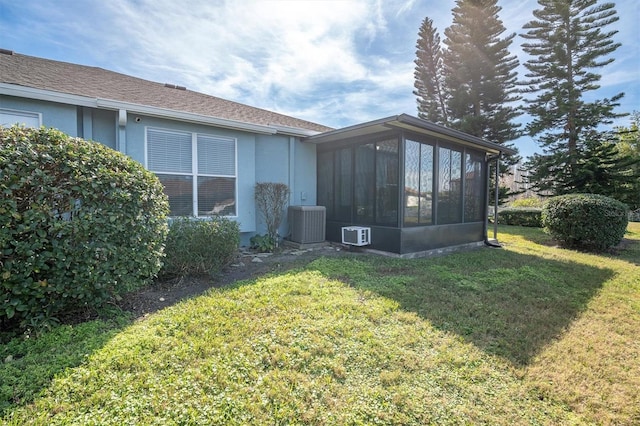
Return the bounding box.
[89,109,117,150]
[254,134,317,241]
[0,96,318,246]
[1,96,78,136]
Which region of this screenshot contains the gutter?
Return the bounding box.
[0,83,315,137]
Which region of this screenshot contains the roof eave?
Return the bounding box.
[305,113,517,156]
[0,83,280,135]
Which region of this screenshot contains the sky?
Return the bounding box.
[0,0,638,158]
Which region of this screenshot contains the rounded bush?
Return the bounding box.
[541,194,629,251]
[1,126,169,329]
[161,217,240,278]
[510,197,543,208]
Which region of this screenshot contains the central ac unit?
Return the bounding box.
[341,226,371,246]
[288,206,326,244]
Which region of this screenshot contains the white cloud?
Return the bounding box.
[1,0,636,138]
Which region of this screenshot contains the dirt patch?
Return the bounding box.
[119,244,356,318]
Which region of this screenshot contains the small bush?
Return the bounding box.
[161,217,240,278]
[250,234,277,253]
[542,194,629,251]
[510,197,544,208]
[254,182,290,249]
[497,208,543,227]
[0,126,169,330]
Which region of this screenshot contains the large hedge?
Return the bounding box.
[1,126,169,329]
[541,193,629,251]
[497,208,543,227]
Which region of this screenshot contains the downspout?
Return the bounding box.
[484,153,502,248]
[288,137,295,205]
[117,109,127,154]
[284,136,296,241]
[494,152,500,240]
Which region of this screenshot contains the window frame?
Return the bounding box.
[0,108,42,128]
[144,126,238,218]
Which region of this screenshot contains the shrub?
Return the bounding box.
[0,126,169,330]
[250,234,277,253]
[254,182,290,249]
[510,197,544,208]
[630,209,640,222]
[161,217,239,278]
[541,193,629,251]
[497,208,543,227]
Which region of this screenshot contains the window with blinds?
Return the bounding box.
[146,127,236,217]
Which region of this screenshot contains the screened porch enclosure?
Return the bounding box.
[311,115,502,255]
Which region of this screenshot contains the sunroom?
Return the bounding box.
[306,114,516,256]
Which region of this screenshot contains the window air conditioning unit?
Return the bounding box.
[341,226,371,246]
[288,206,326,244]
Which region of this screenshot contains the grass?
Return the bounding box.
[1,223,639,425]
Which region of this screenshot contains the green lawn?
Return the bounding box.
[2,223,639,425]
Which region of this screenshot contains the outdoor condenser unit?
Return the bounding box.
[288,205,326,244]
[341,226,371,246]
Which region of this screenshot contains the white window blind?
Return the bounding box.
[147,128,192,173]
[197,135,235,176]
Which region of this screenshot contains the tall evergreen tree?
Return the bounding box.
[520,0,625,194]
[612,113,640,209]
[414,18,449,124]
[442,0,521,146]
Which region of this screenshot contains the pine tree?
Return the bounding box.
[520,0,625,193]
[612,113,640,209]
[414,18,449,124]
[526,132,640,204]
[442,0,521,146]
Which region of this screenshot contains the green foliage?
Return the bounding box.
[521,1,626,196]
[249,234,277,253]
[613,113,640,209]
[414,17,448,124]
[498,208,542,227]
[161,217,239,278]
[442,0,521,145]
[542,194,629,251]
[2,224,639,424]
[0,126,168,330]
[510,197,543,208]
[0,318,128,415]
[414,1,520,197]
[525,138,640,201]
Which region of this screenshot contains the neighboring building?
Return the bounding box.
[0,49,515,255]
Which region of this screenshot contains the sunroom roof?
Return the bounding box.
[304,114,517,156]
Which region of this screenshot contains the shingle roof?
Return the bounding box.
[0,50,333,133]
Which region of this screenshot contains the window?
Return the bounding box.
[317,138,399,226]
[464,152,484,222]
[437,146,462,224]
[376,140,399,226]
[317,151,334,219]
[1,108,41,128]
[355,144,375,223]
[404,139,433,225]
[146,128,236,217]
[334,147,352,222]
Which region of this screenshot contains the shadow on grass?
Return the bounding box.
[0,317,130,417]
[307,248,614,368]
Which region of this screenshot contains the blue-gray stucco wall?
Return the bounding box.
[1,96,319,246]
